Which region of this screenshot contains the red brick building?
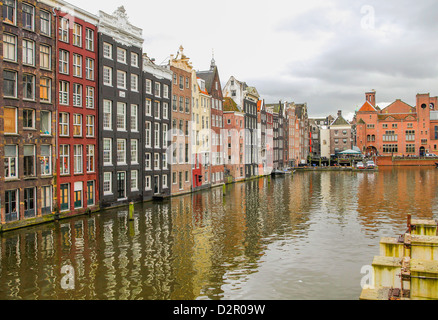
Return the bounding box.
[51,1,99,214]
[356,90,438,157]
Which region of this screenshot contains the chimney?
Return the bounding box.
[337,110,342,118]
[365,90,376,107]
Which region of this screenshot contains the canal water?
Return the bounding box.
[0,167,437,300]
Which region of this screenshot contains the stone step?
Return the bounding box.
[380,235,438,260]
[410,259,438,299]
[412,219,437,236]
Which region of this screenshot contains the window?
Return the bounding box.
[73,114,82,137]
[154,153,160,169]
[103,138,112,165]
[392,123,398,129]
[435,126,438,140]
[131,104,138,131]
[154,123,160,148]
[163,85,169,99]
[172,172,177,184]
[145,176,151,190]
[146,79,152,94]
[74,145,83,174]
[60,145,70,175]
[131,139,138,164]
[145,121,151,147]
[117,47,127,63]
[23,109,35,129]
[162,124,168,148]
[39,45,51,70]
[383,131,397,142]
[103,42,112,59]
[73,54,82,77]
[383,144,398,153]
[103,173,112,195]
[131,74,138,91]
[4,70,17,97]
[39,10,51,36]
[131,52,139,67]
[5,189,19,222]
[73,83,82,107]
[3,34,16,61]
[185,77,189,89]
[85,28,94,51]
[59,81,69,105]
[22,39,35,65]
[40,77,51,102]
[4,145,18,179]
[155,82,161,97]
[117,139,126,164]
[162,153,168,169]
[59,50,69,74]
[23,74,35,100]
[185,98,190,113]
[145,153,151,170]
[3,107,18,134]
[86,86,95,108]
[41,186,52,215]
[86,115,94,137]
[3,0,16,25]
[173,95,177,111]
[87,181,95,206]
[145,99,152,116]
[59,112,69,136]
[154,101,161,119]
[23,145,35,177]
[103,100,112,130]
[86,58,94,80]
[131,170,138,191]
[117,70,127,89]
[103,66,112,86]
[179,96,184,112]
[22,4,34,30]
[59,17,69,42]
[41,111,51,135]
[406,130,415,141]
[73,23,82,47]
[74,182,83,209]
[117,102,126,130]
[41,145,51,176]
[406,144,415,154]
[24,188,36,218]
[163,102,169,119]
[86,145,95,172]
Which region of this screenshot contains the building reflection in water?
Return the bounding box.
[0,168,437,299]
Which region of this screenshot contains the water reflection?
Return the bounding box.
[0,167,437,300]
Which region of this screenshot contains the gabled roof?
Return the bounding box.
[381,99,415,114]
[358,101,377,112]
[223,97,240,112]
[331,115,350,126]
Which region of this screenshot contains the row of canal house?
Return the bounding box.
[0,1,312,230]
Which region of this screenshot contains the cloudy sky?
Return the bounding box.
[70,0,438,118]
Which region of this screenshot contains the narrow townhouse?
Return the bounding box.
[1,0,57,229]
[97,7,144,207]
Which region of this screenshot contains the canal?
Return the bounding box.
[0,167,437,300]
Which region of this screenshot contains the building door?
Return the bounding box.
[87,181,95,206]
[5,189,18,222]
[41,186,52,215]
[420,147,426,157]
[60,184,69,211]
[24,187,35,218]
[154,175,159,194]
[117,172,126,199]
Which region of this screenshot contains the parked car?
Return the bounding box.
[366,160,377,169]
[425,153,438,157]
[356,162,365,169]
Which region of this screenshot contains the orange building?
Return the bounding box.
[356,90,438,157]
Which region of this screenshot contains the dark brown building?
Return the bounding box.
[1,0,57,229]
